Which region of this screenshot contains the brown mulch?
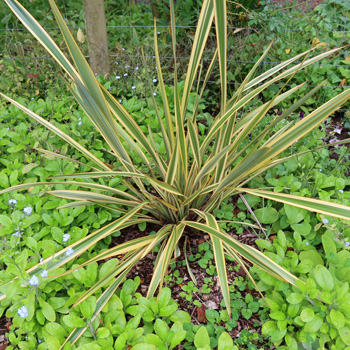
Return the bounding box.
[0,316,10,350]
[110,225,268,347]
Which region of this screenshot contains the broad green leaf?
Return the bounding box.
[253,207,278,224]
[330,309,345,329]
[218,332,233,350]
[314,265,334,291]
[38,298,56,322]
[340,327,350,345]
[322,234,337,257]
[46,336,61,350]
[304,315,323,333]
[194,326,210,348]
[130,345,156,350]
[300,308,315,323]
[154,319,169,341]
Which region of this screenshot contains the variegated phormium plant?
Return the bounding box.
[1,0,350,347]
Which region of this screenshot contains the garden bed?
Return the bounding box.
[1,0,350,349]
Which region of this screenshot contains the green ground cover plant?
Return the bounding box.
[1,0,350,349]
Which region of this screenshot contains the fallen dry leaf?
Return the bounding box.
[196,305,207,323]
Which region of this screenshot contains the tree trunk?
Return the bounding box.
[83,0,110,76]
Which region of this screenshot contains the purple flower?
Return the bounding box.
[334,125,342,134]
[17,306,28,318]
[323,219,329,224]
[249,133,252,140]
[319,126,322,131]
[345,242,350,247]
[300,112,304,120]
[329,139,339,143]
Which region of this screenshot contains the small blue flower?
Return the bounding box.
[123,73,128,77]
[305,242,309,245]
[31,97,34,100]
[65,247,74,257]
[153,92,157,96]
[62,233,70,242]
[39,258,44,263]
[9,199,17,206]
[153,78,157,83]
[115,61,118,65]
[119,99,122,103]
[41,270,48,278]
[23,206,33,215]
[122,48,125,51]
[28,275,39,286]
[323,219,329,224]
[132,86,136,90]
[345,242,350,247]
[12,232,21,238]
[157,31,161,35]
[115,75,121,79]
[135,66,139,71]
[339,189,344,193]
[125,65,130,69]
[17,306,28,318]
[78,121,82,126]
